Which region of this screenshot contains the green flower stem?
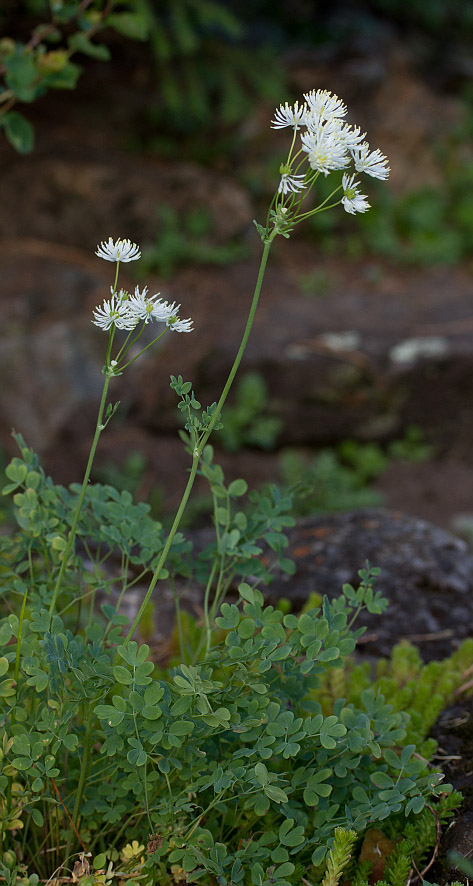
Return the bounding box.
[196,234,275,454]
[125,452,200,641]
[125,234,275,641]
[202,557,219,656]
[48,367,113,619]
[118,327,167,372]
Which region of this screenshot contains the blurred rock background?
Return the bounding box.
[2,0,473,533]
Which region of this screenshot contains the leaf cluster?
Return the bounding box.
[1,433,191,619]
[171,375,223,449]
[0,438,463,886]
[0,0,149,153]
[0,552,453,884]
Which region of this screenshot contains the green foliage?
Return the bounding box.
[0,442,456,885]
[0,0,149,152]
[321,828,357,886]
[217,371,283,453]
[280,429,433,517]
[279,447,385,516]
[138,204,248,279]
[308,151,473,267]
[1,0,286,154]
[141,0,286,135]
[317,635,473,758]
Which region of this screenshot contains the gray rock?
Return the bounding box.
[265,508,473,661]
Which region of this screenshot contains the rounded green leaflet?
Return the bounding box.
[95,704,125,727]
[5,461,28,484]
[273,861,295,878]
[238,617,256,639]
[228,478,248,496]
[93,854,107,871]
[127,746,147,766]
[254,762,269,785]
[113,665,132,685]
[370,771,394,789]
[264,784,288,803]
[238,583,255,604]
[169,720,194,735]
[142,705,163,720]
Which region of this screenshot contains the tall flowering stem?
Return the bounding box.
[48,363,113,619]
[47,237,194,620]
[65,89,389,643]
[126,87,390,641]
[125,234,275,641]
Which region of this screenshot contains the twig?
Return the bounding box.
[50,778,88,854]
[406,803,441,885]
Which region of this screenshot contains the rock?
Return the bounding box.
[264,508,473,661]
[0,145,252,248]
[148,508,473,663]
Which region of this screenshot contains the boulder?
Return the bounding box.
[266,508,473,661]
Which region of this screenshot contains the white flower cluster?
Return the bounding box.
[271,88,390,213]
[93,239,192,333]
[92,286,193,333]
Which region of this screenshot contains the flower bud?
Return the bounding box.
[0,38,16,58]
[3,850,17,869]
[36,50,68,74]
[82,10,102,26]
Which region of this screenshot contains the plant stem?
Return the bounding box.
[125,453,200,641]
[48,372,112,619]
[125,235,275,641]
[64,706,94,861]
[196,235,274,453]
[5,591,28,827]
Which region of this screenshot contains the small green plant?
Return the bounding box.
[139,204,248,278]
[0,0,150,153]
[217,371,283,453]
[298,268,340,298]
[280,429,434,517]
[308,150,473,267]
[279,447,385,516]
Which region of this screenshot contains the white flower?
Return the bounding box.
[271,100,307,129]
[166,314,193,333]
[304,89,347,120]
[341,174,370,214]
[351,142,390,180]
[127,286,167,324]
[278,172,307,195]
[326,119,366,151]
[152,299,179,322]
[92,294,137,330]
[300,128,350,176]
[95,237,141,263]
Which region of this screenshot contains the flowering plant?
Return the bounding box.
[0,90,456,886]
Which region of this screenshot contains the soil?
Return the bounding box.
[429,697,473,884]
